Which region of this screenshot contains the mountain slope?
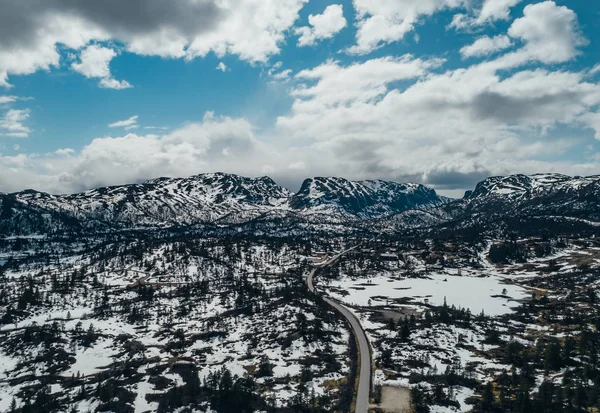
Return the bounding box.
[2,172,599,236]
[0,173,292,231]
[290,177,448,219]
[466,173,597,200]
[463,173,600,217]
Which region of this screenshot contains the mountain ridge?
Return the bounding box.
[1,172,599,235]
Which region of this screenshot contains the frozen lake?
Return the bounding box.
[328,273,529,316]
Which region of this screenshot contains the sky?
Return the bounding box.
[0,0,599,197]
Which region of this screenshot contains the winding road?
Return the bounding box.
[307,248,371,413]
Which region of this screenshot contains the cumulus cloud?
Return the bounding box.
[0,1,599,196]
[478,0,522,23]
[348,0,466,55]
[0,11,107,88]
[455,2,587,71]
[55,148,75,156]
[508,1,587,64]
[0,96,18,104]
[99,78,132,90]
[0,0,309,87]
[71,45,132,89]
[216,62,228,72]
[0,113,292,193]
[1,77,600,195]
[0,109,31,137]
[276,48,600,190]
[450,0,522,29]
[71,45,115,78]
[289,55,444,108]
[108,115,139,130]
[295,4,347,47]
[272,69,293,82]
[461,35,512,58]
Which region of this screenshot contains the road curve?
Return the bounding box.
[307,251,370,413]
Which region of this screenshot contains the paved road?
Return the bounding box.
[307,248,370,413]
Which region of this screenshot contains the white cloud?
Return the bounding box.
[184,0,309,62]
[216,62,228,72]
[477,0,522,24]
[72,45,132,90]
[451,0,522,29]
[582,112,600,139]
[108,115,139,130]
[461,35,512,58]
[508,1,587,64]
[295,4,347,47]
[99,78,132,90]
[0,0,309,87]
[0,96,17,104]
[448,14,469,30]
[289,55,444,108]
[126,28,189,59]
[0,73,10,89]
[55,148,75,156]
[0,13,107,88]
[0,109,31,137]
[0,113,289,193]
[591,64,600,76]
[2,70,600,195]
[267,62,293,82]
[0,1,598,195]
[276,53,600,190]
[268,62,283,74]
[478,0,522,23]
[348,0,465,55]
[454,3,586,70]
[71,45,114,78]
[272,69,293,82]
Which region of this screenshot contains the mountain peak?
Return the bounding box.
[467,173,596,200]
[290,176,444,217]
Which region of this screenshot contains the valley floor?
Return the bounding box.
[1,225,600,413]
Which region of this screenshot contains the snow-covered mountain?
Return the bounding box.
[1,172,599,235]
[369,173,600,232]
[397,172,600,233]
[461,173,600,218]
[465,173,599,200]
[0,174,450,234]
[0,173,292,232]
[290,177,448,219]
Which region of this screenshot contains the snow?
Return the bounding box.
[0,354,18,377]
[63,339,114,377]
[135,380,159,413]
[429,387,475,413]
[328,273,528,316]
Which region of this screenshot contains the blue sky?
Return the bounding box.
[0,0,599,196]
